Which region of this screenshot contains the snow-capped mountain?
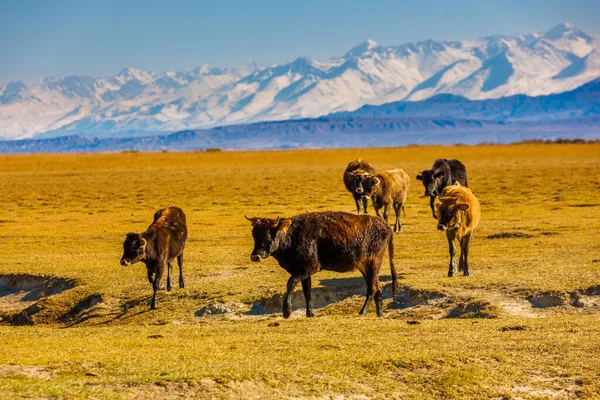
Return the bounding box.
[1,23,599,139]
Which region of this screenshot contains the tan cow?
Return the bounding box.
[354,169,410,233]
[435,182,480,277]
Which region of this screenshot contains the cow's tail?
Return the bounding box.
[388,234,399,302]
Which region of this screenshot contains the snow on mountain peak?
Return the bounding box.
[344,39,380,58]
[544,22,593,42]
[115,67,155,84]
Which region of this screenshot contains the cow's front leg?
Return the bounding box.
[147,268,154,285]
[374,206,382,218]
[430,196,437,219]
[301,276,314,317]
[383,204,390,223]
[166,261,173,292]
[446,231,457,277]
[177,253,185,288]
[460,234,471,276]
[355,197,362,215]
[282,275,302,318]
[361,196,369,214]
[151,263,165,309]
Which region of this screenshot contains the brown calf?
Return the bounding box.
[120,206,188,309]
[353,169,410,233]
[343,159,377,214]
[435,182,480,277]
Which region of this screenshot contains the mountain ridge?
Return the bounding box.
[1,22,599,140]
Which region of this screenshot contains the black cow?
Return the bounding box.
[120,206,187,309]
[416,159,468,218]
[343,159,377,214]
[246,211,398,318]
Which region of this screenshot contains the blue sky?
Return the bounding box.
[1,0,599,83]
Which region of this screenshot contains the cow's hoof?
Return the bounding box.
[463,272,470,277]
[282,308,292,319]
[167,285,172,292]
[150,302,157,310]
[179,280,185,289]
[448,273,454,278]
[306,310,315,318]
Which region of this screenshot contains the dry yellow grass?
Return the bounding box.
[0,143,599,399]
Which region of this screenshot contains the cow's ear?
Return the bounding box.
[455,203,470,211]
[277,219,292,233]
[433,171,444,179]
[453,180,461,187]
[271,217,281,229]
[244,215,261,226]
[416,173,422,181]
[372,177,381,186]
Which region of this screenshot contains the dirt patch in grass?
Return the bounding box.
[526,291,570,308]
[446,299,501,319]
[486,232,534,239]
[0,274,75,313]
[196,301,250,317]
[0,364,53,380]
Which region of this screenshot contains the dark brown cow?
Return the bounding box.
[120,206,188,309]
[417,159,468,219]
[352,169,410,233]
[343,159,377,214]
[246,211,399,318]
[435,182,480,277]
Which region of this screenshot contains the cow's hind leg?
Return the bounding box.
[301,276,314,317]
[177,253,185,288]
[460,234,471,276]
[166,261,173,292]
[361,196,369,214]
[446,231,457,277]
[359,261,383,317]
[430,196,437,219]
[393,202,402,233]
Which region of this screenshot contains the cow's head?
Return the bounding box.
[435,196,470,231]
[245,216,292,262]
[359,174,381,198]
[350,170,378,198]
[120,232,147,266]
[416,169,445,197]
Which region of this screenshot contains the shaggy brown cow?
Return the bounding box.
[353,169,410,233]
[435,182,480,277]
[120,206,188,309]
[343,159,377,214]
[246,211,399,318]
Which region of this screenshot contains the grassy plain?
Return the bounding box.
[0,143,599,399]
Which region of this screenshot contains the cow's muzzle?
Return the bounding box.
[120,259,130,266]
[355,188,364,194]
[437,224,447,231]
[250,254,261,262]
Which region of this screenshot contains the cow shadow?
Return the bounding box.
[246,274,402,316]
